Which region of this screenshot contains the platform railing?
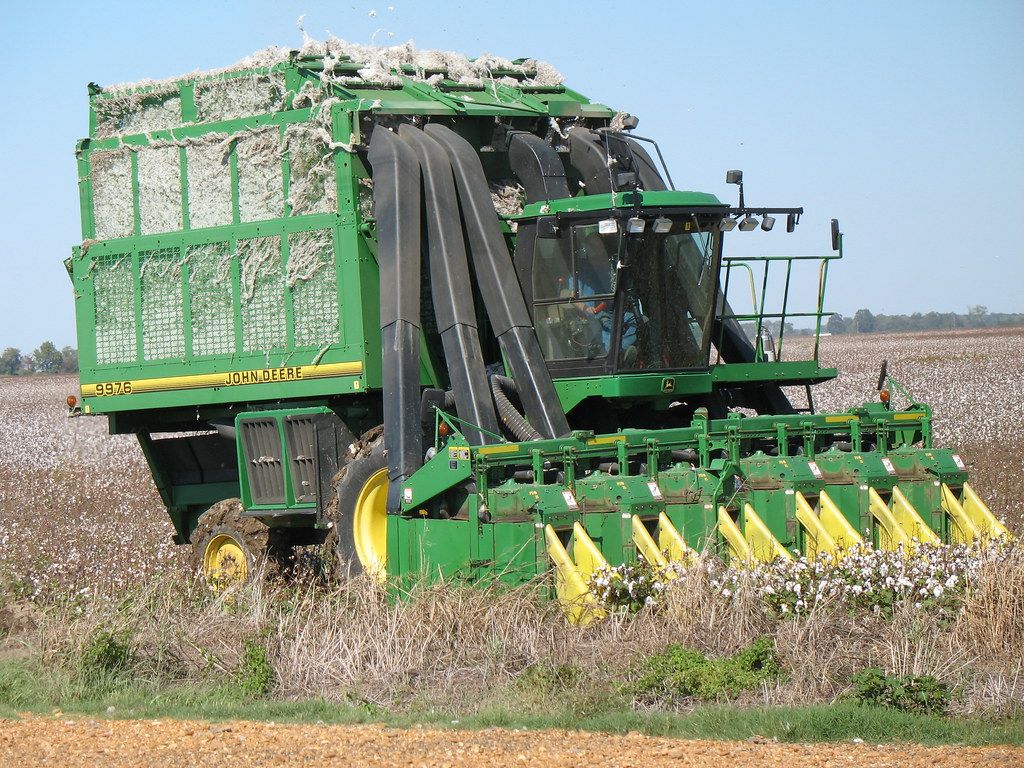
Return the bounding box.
[716,253,841,364]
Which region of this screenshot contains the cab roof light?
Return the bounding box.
[627,217,645,234]
[598,218,618,234]
[718,216,737,232]
[761,215,776,232]
[653,217,673,233]
[738,215,759,231]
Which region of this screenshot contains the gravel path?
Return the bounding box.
[0,716,1020,767]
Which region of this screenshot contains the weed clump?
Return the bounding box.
[236,639,274,698]
[629,636,780,703]
[849,668,951,715]
[78,629,135,685]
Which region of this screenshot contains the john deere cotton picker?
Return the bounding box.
[67,43,1006,616]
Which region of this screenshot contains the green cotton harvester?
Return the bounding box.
[67,41,1006,620]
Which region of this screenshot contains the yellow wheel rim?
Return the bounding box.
[203,533,248,588]
[353,467,388,581]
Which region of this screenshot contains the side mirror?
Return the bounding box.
[537,216,560,238]
[876,359,889,391]
[830,218,841,251]
[725,169,743,185]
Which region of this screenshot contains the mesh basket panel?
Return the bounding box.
[140,248,186,361]
[94,92,182,139]
[194,73,286,123]
[288,230,339,347]
[285,124,336,216]
[186,142,233,229]
[188,242,236,357]
[137,145,183,235]
[93,253,137,365]
[239,236,286,352]
[91,149,135,240]
[237,128,283,223]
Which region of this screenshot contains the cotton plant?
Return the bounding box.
[589,539,1008,618]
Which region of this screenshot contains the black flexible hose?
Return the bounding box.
[443,390,457,411]
[489,375,542,442]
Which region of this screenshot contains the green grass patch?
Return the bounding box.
[1,659,1022,746]
[849,667,951,715]
[628,636,781,702]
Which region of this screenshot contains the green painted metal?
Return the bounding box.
[363,400,972,583]
[518,189,725,218]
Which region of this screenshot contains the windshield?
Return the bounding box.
[617,226,718,370]
[531,215,720,370]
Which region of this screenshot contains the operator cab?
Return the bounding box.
[527,210,724,377]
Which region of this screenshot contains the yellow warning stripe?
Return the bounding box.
[587,435,626,446]
[476,444,521,455]
[81,361,362,398]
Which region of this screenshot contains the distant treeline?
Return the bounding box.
[825,306,1024,334]
[739,305,1022,340]
[0,343,78,375]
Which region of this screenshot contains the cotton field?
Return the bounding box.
[0,327,1021,600]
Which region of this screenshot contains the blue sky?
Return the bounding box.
[1,0,1021,350]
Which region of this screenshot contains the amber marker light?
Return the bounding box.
[879,388,891,405]
[66,394,78,409]
[438,421,452,437]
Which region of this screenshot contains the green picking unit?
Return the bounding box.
[69,41,1005,616]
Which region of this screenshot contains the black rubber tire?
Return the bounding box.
[188,498,285,583]
[324,428,386,580]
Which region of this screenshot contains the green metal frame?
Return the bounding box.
[377,401,967,586]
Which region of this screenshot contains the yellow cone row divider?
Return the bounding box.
[548,480,1008,622]
[890,486,941,544]
[631,515,669,568]
[544,522,608,626]
[795,492,839,559]
[962,483,1010,539]
[818,491,865,550]
[658,511,698,565]
[868,487,915,550]
[941,482,1009,542]
[717,504,793,564]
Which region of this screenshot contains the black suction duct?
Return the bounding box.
[397,125,500,446]
[568,128,614,194]
[424,123,570,440]
[506,131,570,203]
[367,127,424,512]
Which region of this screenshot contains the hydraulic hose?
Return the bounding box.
[490,375,543,442]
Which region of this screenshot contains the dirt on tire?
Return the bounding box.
[322,424,384,580]
[0,716,1020,767]
[188,498,287,579]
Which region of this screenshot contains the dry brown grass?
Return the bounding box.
[10,545,1021,716]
